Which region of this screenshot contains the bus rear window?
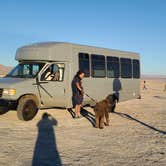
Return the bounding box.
[133,59,140,78]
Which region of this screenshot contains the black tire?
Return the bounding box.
[0,106,9,115]
[17,95,39,121]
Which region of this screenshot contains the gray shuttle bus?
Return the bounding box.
[0,42,140,121]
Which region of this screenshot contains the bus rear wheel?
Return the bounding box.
[17,95,39,121]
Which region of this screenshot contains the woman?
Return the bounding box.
[72,70,85,118]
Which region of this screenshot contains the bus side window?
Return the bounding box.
[107,56,120,78]
[78,53,90,77]
[41,63,65,81]
[91,54,106,78]
[41,66,52,81]
[56,64,65,81]
[120,58,132,78]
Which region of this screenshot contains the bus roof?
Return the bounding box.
[15,42,140,61]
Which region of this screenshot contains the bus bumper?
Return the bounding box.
[0,99,17,108]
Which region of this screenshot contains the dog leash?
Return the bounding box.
[84,92,98,103]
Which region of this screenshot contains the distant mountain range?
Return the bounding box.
[141,74,166,80]
[0,64,13,76]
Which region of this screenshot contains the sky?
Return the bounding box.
[0,0,165,75]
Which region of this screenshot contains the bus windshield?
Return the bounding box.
[6,62,45,78]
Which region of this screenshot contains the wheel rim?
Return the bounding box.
[22,100,38,120]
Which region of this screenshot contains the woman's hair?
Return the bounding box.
[75,70,85,77]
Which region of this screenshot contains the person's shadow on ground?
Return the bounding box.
[32,112,62,166]
[67,108,96,127]
[80,107,96,127]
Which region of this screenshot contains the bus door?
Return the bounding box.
[37,62,67,107]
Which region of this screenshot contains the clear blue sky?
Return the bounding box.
[0,0,165,75]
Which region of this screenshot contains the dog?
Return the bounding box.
[94,94,118,129]
[106,93,118,112]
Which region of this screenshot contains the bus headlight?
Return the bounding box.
[3,89,16,96]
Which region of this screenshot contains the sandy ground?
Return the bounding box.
[0,79,166,166]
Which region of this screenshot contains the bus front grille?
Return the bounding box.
[0,89,3,97]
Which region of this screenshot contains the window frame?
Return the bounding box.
[132,59,140,79]
[120,58,132,78]
[78,52,90,77]
[6,62,45,78]
[91,54,106,78]
[40,63,65,82]
[107,56,120,78]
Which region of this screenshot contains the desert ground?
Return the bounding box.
[0,79,166,166]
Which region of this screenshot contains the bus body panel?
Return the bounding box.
[70,46,140,106]
[0,42,140,110]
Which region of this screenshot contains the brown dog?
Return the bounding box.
[94,94,118,129]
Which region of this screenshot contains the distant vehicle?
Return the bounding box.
[0,42,140,121]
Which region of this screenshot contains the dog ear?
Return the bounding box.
[106,94,113,102]
[102,99,108,106]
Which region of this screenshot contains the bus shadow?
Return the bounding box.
[81,107,96,127]
[32,112,62,166]
[153,96,166,100]
[113,111,166,135]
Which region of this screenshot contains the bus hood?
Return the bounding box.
[0,77,34,88]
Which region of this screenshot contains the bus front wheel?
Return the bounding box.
[17,95,39,121]
[0,106,9,115]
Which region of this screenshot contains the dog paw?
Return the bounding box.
[99,126,104,129]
